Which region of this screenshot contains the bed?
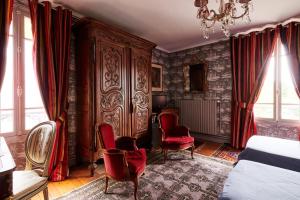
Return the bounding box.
[219,160,300,200]
[238,135,300,172]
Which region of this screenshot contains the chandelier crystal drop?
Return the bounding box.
[195,0,252,39]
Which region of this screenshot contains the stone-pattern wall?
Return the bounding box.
[167,41,232,138]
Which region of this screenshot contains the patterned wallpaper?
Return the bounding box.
[152,41,232,141]
[68,33,77,166]
[256,121,300,140]
[152,49,172,99]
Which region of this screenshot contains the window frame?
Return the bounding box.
[0,4,47,136]
[255,38,300,124]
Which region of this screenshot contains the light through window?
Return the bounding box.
[254,39,300,121]
[0,10,48,135]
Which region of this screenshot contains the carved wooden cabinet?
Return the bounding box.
[74,18,156,174]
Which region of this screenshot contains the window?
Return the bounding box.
[254,39,300,121]
[0,8,48,135]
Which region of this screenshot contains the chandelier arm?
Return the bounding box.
[200,10,222,22]
[231,7,249,19]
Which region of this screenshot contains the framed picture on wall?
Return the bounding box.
[152,64,163,91]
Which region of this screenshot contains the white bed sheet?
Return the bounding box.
[220,160,300,200]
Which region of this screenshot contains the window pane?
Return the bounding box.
[25,108,48,130]
[280,55,300,104]
[0,36,14,133]
[254,104,273,118]
[256,57,275,104]
[0,110,14,133]
[0,37,14,109]
[24,16,48,130]
[24,16,32,40]
[254,57,275,119]
[24,40,45,108]
[282,105,300,120]
[280,43,288,56]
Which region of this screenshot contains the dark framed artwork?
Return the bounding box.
[152,64,163,91]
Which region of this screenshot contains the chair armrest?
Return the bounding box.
[116,136,138,151]
[172,126,190,136]
[103,149,130,179]
[159,128,166,141]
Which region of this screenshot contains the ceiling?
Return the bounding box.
[52,0,300,52]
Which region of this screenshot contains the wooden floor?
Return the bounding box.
[32,141,223,200]
[32,164,105,200]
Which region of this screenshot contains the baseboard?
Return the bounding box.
[190,132,231,144]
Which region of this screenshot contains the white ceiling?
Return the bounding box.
[53,0,300,52]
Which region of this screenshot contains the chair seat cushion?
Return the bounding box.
[13,170,47,199]
[126,149,146,176]
[162,136,194,149]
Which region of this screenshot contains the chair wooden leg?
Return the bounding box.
[105,176,109,193]
[163,149,168,163]
[133,177,138,200]
[43,187,49,200]
[191,144,195,159]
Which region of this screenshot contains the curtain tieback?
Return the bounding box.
[236,102,254,111]
[237,102,247,108]
[56,111,67,123]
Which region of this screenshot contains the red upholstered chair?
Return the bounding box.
[97,123,146,200]
[158,112,195,162]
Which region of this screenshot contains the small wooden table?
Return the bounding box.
[0,137,16,199]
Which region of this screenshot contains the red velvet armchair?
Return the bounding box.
[97,123,146,200]
[158,112,195,162]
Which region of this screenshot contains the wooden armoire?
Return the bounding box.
[74,18,156,175]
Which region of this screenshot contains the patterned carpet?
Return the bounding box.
[212,145,241,163]
[193,141,241,163]
[57,151,233,200]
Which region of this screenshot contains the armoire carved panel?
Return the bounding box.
[74,18,156,176]
[97,40,127,137]
[131,49,151,136]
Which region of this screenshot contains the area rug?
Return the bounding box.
[212,145,241,163]
[57,151,233,200]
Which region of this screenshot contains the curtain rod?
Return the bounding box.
[233,17,300,37]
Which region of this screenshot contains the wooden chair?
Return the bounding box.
[158,112,194,162]
[10,121,56,200]
[97,123,146,200]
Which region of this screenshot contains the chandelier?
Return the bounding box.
[194,0,252,39]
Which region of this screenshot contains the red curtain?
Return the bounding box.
[28,0,72,181]
[231,28,278,149]
[280,22,300,98]
[0,0,14,90]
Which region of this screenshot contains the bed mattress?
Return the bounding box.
[219,160,300,200]
[246,135,300,159]
[238,135,300,172]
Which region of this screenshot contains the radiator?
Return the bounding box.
[175,99,218,135]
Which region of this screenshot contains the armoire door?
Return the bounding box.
[131,48,152,138]
[95,39,129,137]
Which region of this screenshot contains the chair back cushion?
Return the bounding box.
[103,149,129,180]
[159,112,178,137]
[25,121,56,171]
[98,123,116,149]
